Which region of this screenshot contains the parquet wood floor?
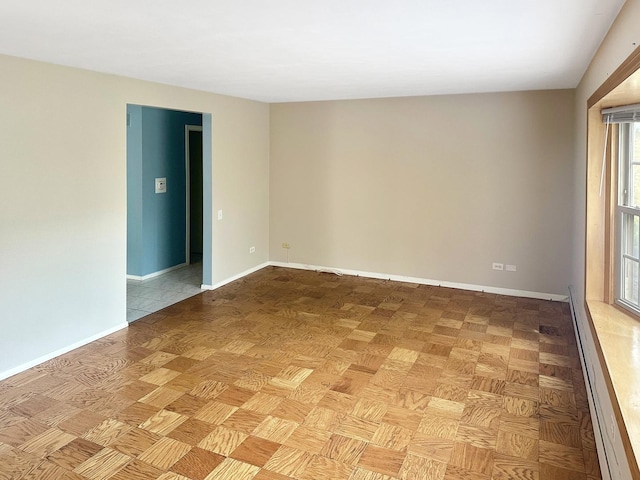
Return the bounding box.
[0,267,601,479]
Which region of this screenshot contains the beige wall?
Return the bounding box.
[270,91,575,296]
[0,54,269,376]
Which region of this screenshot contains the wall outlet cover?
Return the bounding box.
[155,177,167,194]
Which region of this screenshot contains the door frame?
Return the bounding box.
[185,125,203,265]
[126,105,212,298]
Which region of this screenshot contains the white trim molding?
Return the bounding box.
[201,262,270,291]
[2,261,566,381]
[127,262,187,281]
[0,322,129,381]
[268,261,568,302]
[202,260,568,301]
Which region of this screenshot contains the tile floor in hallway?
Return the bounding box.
[0,267,600,479]
[127,263,204,322]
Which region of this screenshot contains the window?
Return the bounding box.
[586,52,640,313]
[600,102,640,316]
[616,122,640,314]
[584,47,640,480]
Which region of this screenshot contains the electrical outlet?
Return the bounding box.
[506,264,517,272]
[282,243,290,249]
[155,177,167,194]
[249,246,255,253]
[492,262,504,271]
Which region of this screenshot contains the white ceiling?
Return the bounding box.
[0,0,626,103]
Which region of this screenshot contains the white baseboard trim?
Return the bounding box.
[268,261,568,302]
[127,262,188,281]
[0,322,129,382]
[0,262,565,382]
[201,262,270,291]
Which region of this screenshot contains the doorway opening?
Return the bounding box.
[186,125,203,265]
[126,105,212,322]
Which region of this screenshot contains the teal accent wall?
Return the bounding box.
[202,113,213,286]
[127,106,202,277]
[126,105,143,276]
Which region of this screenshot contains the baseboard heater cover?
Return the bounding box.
[568,285,612,480]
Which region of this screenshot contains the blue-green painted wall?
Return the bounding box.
[127,106,202,277]
[202,113,212,286]
[126,105,143,276]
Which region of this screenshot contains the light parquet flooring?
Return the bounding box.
[0,267,600,479]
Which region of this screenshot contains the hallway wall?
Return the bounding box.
[127,106,202,277]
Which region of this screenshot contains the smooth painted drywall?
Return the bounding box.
[126,104,143,276]
[270,91,575,296]
[571,1,640,478]
[126,106,202,277]
[0,54,269,375]
[202,113,214,287]
[127,107,202,276]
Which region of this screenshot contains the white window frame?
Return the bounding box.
[616,122,640,315]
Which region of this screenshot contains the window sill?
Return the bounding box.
[585,300,640,475]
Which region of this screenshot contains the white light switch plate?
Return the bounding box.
[155,177,167,193]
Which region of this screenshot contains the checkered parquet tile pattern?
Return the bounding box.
[0,267,600,479]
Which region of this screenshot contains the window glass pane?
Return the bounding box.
[632,164,640,207]
[633,123,640,206]
[623,257,639,306]
[621,213,640,257]
[636,215,639,258]
[620,123,631,206]
[616,123,640,313]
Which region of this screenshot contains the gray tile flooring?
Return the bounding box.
[126,262,203,322]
